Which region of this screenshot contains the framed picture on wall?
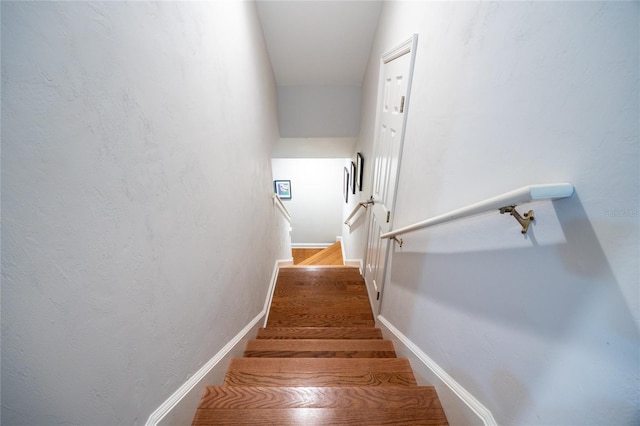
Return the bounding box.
[350,161,357,195]
[343,167,349,203]
[274,180,291,199]
[356,152,364,191]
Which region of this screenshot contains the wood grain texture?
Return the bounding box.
[256,327,383,339]
[244,339,396,358]
[296,241,343,266]
[192,267,448,425]
[198,386,444,409]
[223,358,417,387]
[292,248,324,265]
[192,407,448,425]
[266,267,374,328]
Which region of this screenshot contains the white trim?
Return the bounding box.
[145,259,290,426]
[291,242,333,248]
[344,258,363,273]
[263,259,290,327]
[336,236,362,271]
[382,34,416,63]
[377,315,497,426]
[145,313,264,426]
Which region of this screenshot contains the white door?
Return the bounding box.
[364,35,417,315]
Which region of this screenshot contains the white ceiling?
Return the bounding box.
[256,0,382,87]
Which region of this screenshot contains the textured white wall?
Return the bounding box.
[278,85,361,137]
[272,158,346,245]
[1,2,288,425]
[344,2,639,425]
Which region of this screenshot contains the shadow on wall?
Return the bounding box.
[384,193,639,424]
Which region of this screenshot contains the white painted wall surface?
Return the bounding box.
[273,137,356,159]
[278,85,361,137]
[272,158,346,245]
[1,2,288,425]
[343,2,639,425]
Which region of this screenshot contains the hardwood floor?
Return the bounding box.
[292,241,344,266]
[291,248,323,264]
[192,266,448,425]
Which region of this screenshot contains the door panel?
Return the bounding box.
[364,37,416,315]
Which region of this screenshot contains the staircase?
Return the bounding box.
[191,267,448,425]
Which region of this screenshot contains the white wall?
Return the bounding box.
[272,158,346,245]
[278,85,361,137]
[273,137,356,159]
[344,2,639,425]
[1,2,288,425]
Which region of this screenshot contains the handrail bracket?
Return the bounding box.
[391,236,403,248]
[499,205,535,234]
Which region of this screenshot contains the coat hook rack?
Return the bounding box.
[499,205,535,234]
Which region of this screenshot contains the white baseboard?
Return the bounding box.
[377,315,497,426]
[343,258,363,272]
[291,242,333,248]
[263,259,290,327]
[145,259,289,426]
[336,236,363,272]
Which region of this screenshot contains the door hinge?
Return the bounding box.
[400,96,405,113]
[386,211,391,223]
[377,292,380,300]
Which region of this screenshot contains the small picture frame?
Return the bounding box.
[274,180,291,200]
[356,152,364,191]
[343,167,349,203]
[350,161,357,195]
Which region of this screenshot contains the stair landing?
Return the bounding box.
[292,241,343,266]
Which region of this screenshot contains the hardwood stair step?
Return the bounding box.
[272,281,365,291]
[276,266,362,279]
[224,358,417,387]
[292,248,324,265]
[256,327,383,340]
[267,268,375,328]
[197,385,444,409]
[192,407,448,425]
[297,241,344,266]
[243,339,396,358]
[266,314,375,328]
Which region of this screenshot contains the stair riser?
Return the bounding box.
[256,327,384,340]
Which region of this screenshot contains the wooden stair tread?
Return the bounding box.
[224,358,417,387]
[292,248,324,265]
[267,268,374,328]
[266,315,374,328]
[192,407,448,425]
[296,242,343,266]
[276,266,361,278]
[198,385,443,409]
[256,327,383,339]
[244,339,395,358]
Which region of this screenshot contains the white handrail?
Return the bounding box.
[273,194,292,223]
[344,197,375,227]
[381,183,574,240]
